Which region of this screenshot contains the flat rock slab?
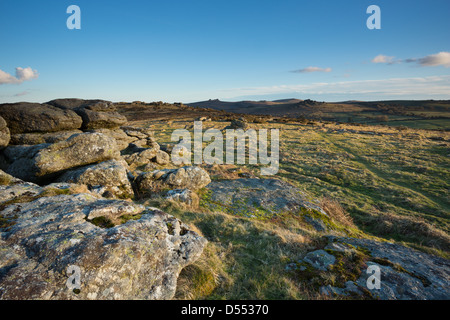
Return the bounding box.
[204,178,326,219]
[33,132,120,177]
[9,130,83,145]
[57,159,134,199]
[291,236,450,300]
[336,237,450,300]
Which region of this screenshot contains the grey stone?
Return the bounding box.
[87,128,136,151]
[46,98,111,110]
[122,145,160,168]
[302,250,336,271]
[77,108,127,130]
[0,116,10,148]
[226,119,248,130]
[164,189,199,207]
[154,150,170,165]
[318,237,450,300]
[136,166,211,197]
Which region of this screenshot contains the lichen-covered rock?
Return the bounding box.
[0,116,10,148]
[338,237,450,300]
[0,193,207,300]
[120,126,154,139]
[154,150,170,165]
[136,166,211,197]
[33,133,120,177]
[87,128,137,151]
[3,133,120,183]
[0,103,83,134]
[57,159,134,199]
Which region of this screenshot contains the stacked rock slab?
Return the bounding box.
[47,99,127,130]
[0,102,83,134]
[3,133,120,183]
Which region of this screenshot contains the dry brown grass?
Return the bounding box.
[319,197,355,229]
[361,207,450,253]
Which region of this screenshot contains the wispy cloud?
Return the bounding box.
[14,90,30,97]
[291,66,332,73]
[372,52,450,68]
[221,75,450,99]
[0,67,39,85]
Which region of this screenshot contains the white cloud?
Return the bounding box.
[292,66,332,73]
[0,67,39,84]
[0,69,18,84]
[372,54,395,64]
[417,52,450,67]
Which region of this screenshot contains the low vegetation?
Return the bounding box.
[132,115,449,299]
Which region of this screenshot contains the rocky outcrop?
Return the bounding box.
[0,116,10,148]
[0,103,83,134]
[47,99,127,130]
[226,118,248,130]
[56,159,134,199]
[288,236,450,300]
[123,145,160,168]
[136,166,211,197]
[0,176,207,300]
[121,126,157,148]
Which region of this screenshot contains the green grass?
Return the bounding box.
[133,118,450,299]
[276,122,450,255]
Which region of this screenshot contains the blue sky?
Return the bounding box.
[1,0,449,103]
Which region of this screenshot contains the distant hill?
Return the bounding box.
[187,99,450,130]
